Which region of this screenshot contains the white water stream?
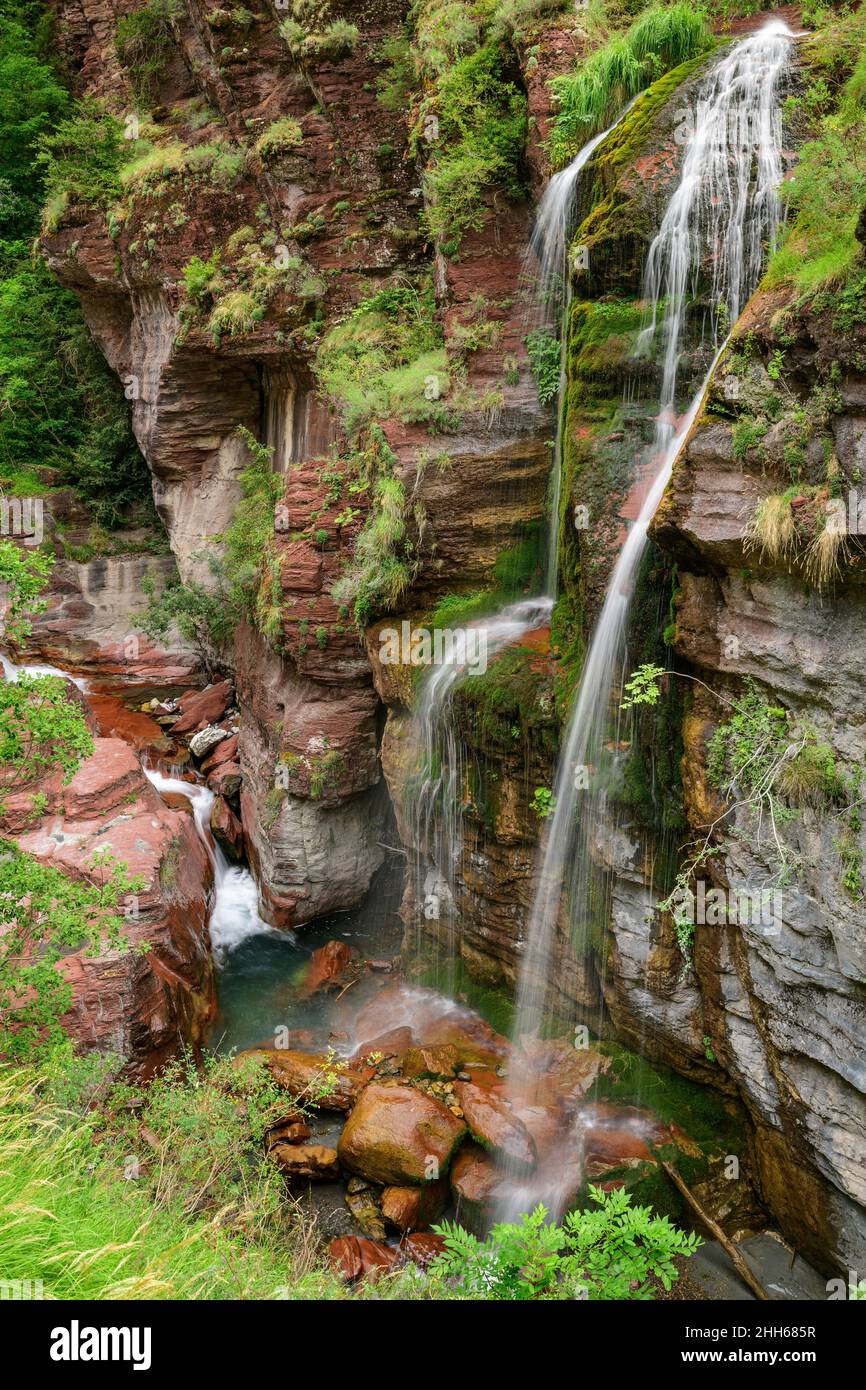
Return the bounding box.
[408,108,637,966]
[510,20,794,1053]
[144,768,275,964]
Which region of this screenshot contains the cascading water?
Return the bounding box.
[144,768,275,963]
[529,104,640,592]
[0,651,88,690]
[407,108,635,975]
[499,20,794,1209]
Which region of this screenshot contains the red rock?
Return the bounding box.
[450,1142,501,1234]
[579,1101,672,1177]
[270,1143,339,1181]
[328,1236,399,1284]
[15,740,214,1074]
[240,1049,373,1111]
[200,734,238,772]
[172,681,233,735]
[401,1044,459,1079]
[510,1101,561,1155]
[61,737,143,820]
[265,1111,311,1146]
[301,939,352,997]
[351,1026,414,1064]
[454,1081,536,1172]
[207,761,241,799]
[401,1232,446,1269]
[210,795,244,861]
[381,1180,449,1233]
[337,1082,466,1186]
[88,693,172,754]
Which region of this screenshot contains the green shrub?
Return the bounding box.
[0,11,68,238]
[280,15,359,63]
[182,250,221,304]
[332,470,414,625]
[37,100,125,214]
[431,1189,701,1299]
[764,21,866,297]
[0,848,141,1062]
[0,1062,348,1298]
[115,0,183,108]
[315,279,445,430]
[255,116,304,161]
[208,288,261,342]
[422,41,527,252]
[0,255,151,524]
[525,327,561,405]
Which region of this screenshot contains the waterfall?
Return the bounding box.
[144,769,276,963]
[407,108,636,977]
[529,103,640,594]
[510,20,794,1050]
[1,652,88,691]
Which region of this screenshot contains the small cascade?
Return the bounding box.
[144,768,276,963]
[527,103,639,593]
[407,107,635,979]
[497,19,794,1214]
[1,651,88,691]
[409,596,553,982]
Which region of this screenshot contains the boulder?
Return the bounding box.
[401,1043,459,1080]
[454,1081,536,1172]
[200,734,238,772]
[88,693,172,755]
[450,1142,501,1235]
[171,681,233,735]
[240,1049,373,1111]
[14,739,214,1074]
[189,725,227,760]
[345,1180,387,1239]
[337,1082,466,1186]
[270,1143,339,1181]
[381,1180,449,1233]
[328,1236,400,1284]
[208,761,241,799]
[351,1025,414,1065]
[210,795,244,861]
[265,1111,311,1146]
[301,939,352,997]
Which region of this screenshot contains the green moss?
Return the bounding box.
[572,51,714,284]
[453,643,557,758]
[427,523,544,632]
[549,4,714,167]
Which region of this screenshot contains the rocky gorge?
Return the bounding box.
[1,0,865,1302]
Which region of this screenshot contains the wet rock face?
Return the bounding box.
[40,0,580,941]
[8,737,214,1074]
[234,620,385,926]
[644,295,866,1273]
[24,547,198,690]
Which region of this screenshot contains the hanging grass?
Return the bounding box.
[549,4,713,167]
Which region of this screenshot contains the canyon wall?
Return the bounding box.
[33,1,866,1273]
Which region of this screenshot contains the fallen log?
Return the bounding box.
[661,1159,769,1301]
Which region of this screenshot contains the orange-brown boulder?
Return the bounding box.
[329,1236,400,1283]
[337,1082,466,1186]
[454,1081,536,1172]
[381,1179,449,1233]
